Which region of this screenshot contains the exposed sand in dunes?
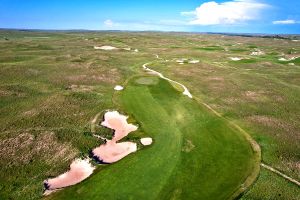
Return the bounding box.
[94,46,118,50]
[114,85,124,91]
[101,111,138,141]
[140,137,153,146]
[44,158,95,190]
[92,140,137,163]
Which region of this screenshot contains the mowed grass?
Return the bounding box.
[47,77,258,200]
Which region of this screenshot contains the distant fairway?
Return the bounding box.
[48,76,259,200]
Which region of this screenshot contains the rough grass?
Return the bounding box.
[0,30,299,199]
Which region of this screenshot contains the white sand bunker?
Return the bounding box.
[101,111,138,141]
[140,137,153,146]
[44,158,95,191]
[279,56,299,62]
[94,46,118,50]
[188,60,200,64]
[92,111,139,163]
[229,57,242,61]
[176,58,187,64]
[114,85,124,91]
[93,140,137,163]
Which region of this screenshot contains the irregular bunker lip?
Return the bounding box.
[44,158,95,191]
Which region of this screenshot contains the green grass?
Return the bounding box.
[47,77,258,200]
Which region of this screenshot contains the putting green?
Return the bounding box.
[47,76,259,200]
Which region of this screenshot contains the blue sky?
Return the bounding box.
[0,0,299,33]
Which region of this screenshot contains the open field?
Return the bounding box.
[0,30,299,199]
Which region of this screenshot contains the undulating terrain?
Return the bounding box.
[0,30,299,200]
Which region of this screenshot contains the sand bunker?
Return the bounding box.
[44,158,95,191]
[176,58,187,63]
[279,56,299,61]
[114,85,124,91]
[92,140,137,163]
[189,60,200,64]
[140,138,153,146]
[44,110,151,192]
[92,111,139,163]
[229,57,242,61]
[94,46,118,50]
[101,111,138,141]
[250,49,264,56]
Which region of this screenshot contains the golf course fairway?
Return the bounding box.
[47,76,260,200]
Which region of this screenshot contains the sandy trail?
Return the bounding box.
[261,163,300,186]
[44,158,95,190]
[142,63,193,98]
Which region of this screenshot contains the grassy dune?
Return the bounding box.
[47,77,258,200]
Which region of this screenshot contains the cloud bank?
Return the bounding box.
[181,0,269,25]
[273,19,298,25]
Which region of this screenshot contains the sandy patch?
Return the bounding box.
[44,158,95,190]
[101,111,138,141]
[94,46,118,50]
[250,49,265,56]
[134,49,139,52]
[114,85,124,91]
[279,56,299,62]
[140,137,153,146]
[92,140,137,163]
[176,58,187,63]
[123,47,131,51]
[229,57,242,61]
[188,60,200,64]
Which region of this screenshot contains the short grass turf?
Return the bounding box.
[47,77,258,200]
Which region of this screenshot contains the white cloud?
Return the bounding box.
[182,0,269,25]
[272,19,297,24]
[104,19,115,27]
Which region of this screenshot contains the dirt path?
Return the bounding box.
[261,163,300,187]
